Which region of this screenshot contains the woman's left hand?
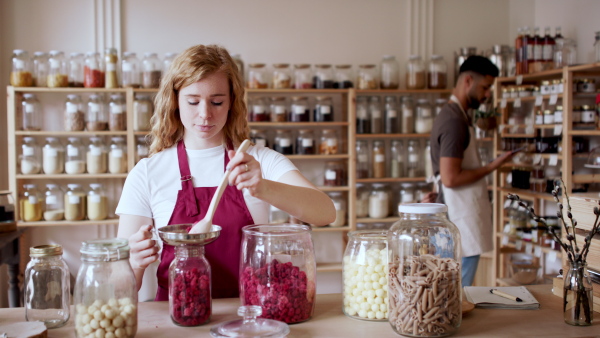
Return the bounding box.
[227,150,263,196]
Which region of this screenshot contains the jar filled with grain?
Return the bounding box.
[357,64,378,89]
[84,52,105,88]
[10,49,33,87]
[65,137,86,174]
[135,136,149,164]
[272,63,292,89]
[104,48,119,88]
[43,184,64,221]
[32,52,49,87]
[64,94,85,131]
[328,192,346,227]
[64,184,86,221]
[20,137,41,175]
[406,55,426,90]
[142,52,162,88]
[47,51,68,88]
[247,63,269,89]
[369,96,383,134]
[133,95,153,131]
[22,93,42,131]
[42,137,65,175]
[68,53,84,87]
[109,137,128,174]
[87,184,108,221]
[269,96,288,122]
[121,52,141,88]
[372,140,386,178]
[20,184,43,222]
[108,94,127,131]
[87,137,108,174]
[293,64,313,89]
[86,94,108,131]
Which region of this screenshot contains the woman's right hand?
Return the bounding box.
[128,224,159,271]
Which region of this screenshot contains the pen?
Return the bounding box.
[490,289,522,302]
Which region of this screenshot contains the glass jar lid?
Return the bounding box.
[30,244,63,257]
[242,224,311,237]
[210,305,289,337]
[399,203,447,214]
[80,238,130,262]
[272,63,289,68]
[294,64,311,69]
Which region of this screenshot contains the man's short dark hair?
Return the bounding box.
[459,55,499,77]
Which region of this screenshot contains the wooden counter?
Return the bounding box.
[0,285,598,337]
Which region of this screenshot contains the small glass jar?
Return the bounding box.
[64,184,86,221]
[314,96,334,122]
[142,52,162,88]
[357,64,378,89]
[293,64,313,89]
[369,96,383,134]
[43,184,64,221]
[84,52,105,88]
[401,96,415,134]
[32,52,49,87]
[290,96,310,122]
[134,95,153,131]
[42,137,65,175]
[163,52,178,75]
[25,244,70,328]
[247,63,269,89]
[407,140,421,178]
[68,53,85,87]
[249,97,269,122]
[269,97,288,122]
[47,51,69,88]
[20,137,41,175]
[86,94,108,131]
[577,78,596,93]
[109,94,127,131]
[369,184,389,219]
[540,81,552,95]
[554,105,563,124]
[136,136,149,163]
[380,55,399,89]
[534,109,544,125]
[388,204,461,337]
[372,140,386,179]
[87,137,108,174]
[384,96,399,134]
[22,94,42,131]
[427,55,448,89]
[356,184,370,218]
[399,184,416,205]
[324,161,345,186]
[272,63,292,89]
[64,94,85,131]
[544,109,555,125]
[415,99,433,134]
[580,105,597,126]
[424,140,433,179]
[274,130,293,155]
[319,129,339,155]
[356,140,369,179]
[334,64,354,89]
[250,129,268,148]
[356,96,371,134]
[65,137,86,175]
[314,64,335,89]
[390,140,404,178]
[88,183,108,221]
[20,184,43,222]
[296,129,315,155]
[342,230,388,321]
[328,192,346,227]
[121,52,141,88]
[10,49,33,87]
[406,55,426,90]
[74,239,138,338]
[104,48,119,88]
[109,137,128,174]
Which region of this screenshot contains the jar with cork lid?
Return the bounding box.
[249,97,269,122]
[272,63,292,89]
[247,63,269,89]
[20,184,43,222]
[87,137,108,174]
[293,64,313,89]
[43,184,64,221]
[109,137,128,174]
[334,64,353,89]
[88,183,109,221]
[357,64,378,89]
[320,129,339,155]
[64,184,86,221]
[270,96,288,122]
[314,64,335,89]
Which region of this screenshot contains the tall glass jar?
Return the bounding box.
[74,239,138,338]
[293,64,313,89]
[369,184,389,219]
[136,136,149,163]
[334,64,354,89]
[296,129,315,155]
[109,94,127,131]
[163,52,178,75]
[84,52,105,88]
[328,192,346,227]
[42,137,65,175]
[142,52,162,88]
[356,184,369,218]
[357,64,378,89]
[415,99,434,134]
[10,49,33,87]
[401,96,415,134]
[356,140,369,179]
[104,48,119,88]
[25,244,70,328]
[380,55,400,89]
[406,55,426,90]
[384,96,399,134]
[314,64,334,89]
[64,184,86,221]
[43,184,64,221]
[247,63,269,89]
[20,184,43,222]
[428,55,448,89]
[250,129,268,148]
[86,94,108,131]
[133,95,153,131]
[319,129,339,155]
[68,53,85,87]
[249,97,269,122]
[369,96,383,134]
[64,94,85,131]
[88,183,108,221]
[47,51,68,88]
[390,140,404,178]
[372,140,386,179]
[87,137,108,174]
[109,137,128,174]
[407,140,421,178]
[240,224,316,324]
[272,63,292,89]
[32,52,49,87]
[356,96,371,134]
[388,204,461,337]
[20,137,41,175]
[270,97,288,122]
[563,261,594,326]
[314,96,334,122]
[342,230,388,321]
[121,52,141,88]
[324,161,345,186]
[274,130,293,155]
[290,96,310,122]
[22,94,42,131]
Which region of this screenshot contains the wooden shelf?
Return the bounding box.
[318,186,350,192]
[11,87,127,93]
[572,174,600,184]
[502,94,563,103]
[316,263,343,272]
[355,89,452,94]
[15,131,128,136]
[286,154,349,160]
[568,130,600,136]
[355,133,430,139]
[246,88,349,94]
[311,225,351,232]
[16,173,128,179]
[18,219,120,227]
[498,187,555,202]
[356,217,399,223]
[495,232,563,257]
[496,68,563,84]
[248,122,349,127]
[356,177,426,183]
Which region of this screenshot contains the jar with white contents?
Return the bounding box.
[407,140,421,178]
[87,137,108,174]
[369,184,389,219]
[109,137,128,174]
[43,184,64,221]
[328,192,346,227]
[415,99,433,134]
[20,137,41,175]
[356,184,369,218]
[42,137,65,175]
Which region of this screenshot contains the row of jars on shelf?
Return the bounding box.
[246,54,448,90]
[250,129,340,155]
[505,201,561,250]
[248,96,335,122]
[356,139,431,179]
[501,78,597,99]
[20,183,110,222]
[500,136,588,154]
[21,93,153,132]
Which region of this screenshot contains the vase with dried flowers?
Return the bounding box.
[508,179,600,326]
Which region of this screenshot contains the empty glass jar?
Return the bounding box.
[22,94,41,131]
[380,55,399,89]
[122,52,141,88]
[32,52,49,87]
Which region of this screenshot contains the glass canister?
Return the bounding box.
[357,64,378,89]
[324,161,345,186]
[74,239,138,338]
[135,136,149,163]
[22,94,42,131]
[86,94,108,131]
[369,96,383,134]
[133,95,153,131]
[369,184,389,219]
[20,137,41,175]
[356,96,371,134]
[65,94,85,131]
[64,184,86,221]
[401,96,415,134]
[122,52,141,88]
[20,184,43,222]
[68,53,85,87]
[47,51,69,88]
[290,96,310,122]
[380,55,400,89]
[42,137,65,175]
[406,55,426,90]
[415,99,434,134]
[388,203,461,337]
[104,48,119,88]
[272,63,292,89]
[390,140,404,178]
[319,129,339,155]
[109,94,127,131]
[32,52,49,87]
[356,184,370,218]
[314,64,334,89]
[296,129,315,155]
[356,140,370,179]
[25,244,70,328]
[399,184,416,205]
[250,129,268,148]
[334,64,354,89]
[88,184,108,221]
[10,49,33,87]
[314,96,334,122]
[247,63,269,89]
[0,191,16,228]
[249,97,269,122]
[293,64,313,89]
[274,130,293,155]
[372,140,386,179]
[142,52,162,88]
[109,137,128,174]
[384,96,399,134]
[328,192,346,227]
[407,140,421,178]
[44,184,64,221]
[163,52,178,75]
[269,97,288,122]
[428,55,448,89]
[240,224,316,324]
[342,230,388,321]
[87,137,108,174]
[84,52,105,88]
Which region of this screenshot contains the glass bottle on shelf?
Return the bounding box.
[380,55,399,89]
[334,64,353,88]
[42,137,65,175]
[84,52,105,88]
[133,95,153,131]
[104,48,118,88]
[369,183,389,219]
[163,52,178,75]
[247,63,269,89]
[43,184,64,221]
[384,96,399,134]
[22,94,41,131]
[64,94,85,131]
[314,96,333,122]
[314,64,334,89]
[390,140,404,178]
[109,137,128,174]
[20,137,41,175]
[357,64,378,89]
[369,96,383,134]
[65,137,86,175]
[324,161,345,187]
[64,184,86,221]
[406,55,426,90]
[272,63,292,89]
[328,192,346,227]
[372,140,386,179]
[136,136,149,163]
[20,184,43,222]
[293,64,313,89]
[250,129,268,148]
[88,183,108,221]
[355,184,370,218]
[109,94,127,131]
[47,51,68,88]
[142,52,162,88]
[290,96,310,122]
[10,49,33,87]
[407,140,421,178]
[270,96,288,122]
[427,55,447,89]
[356,140,369,179]
[87,137,108,174]
[296,129,315,155]
[32,52,48,87]
[121,52,141,88]
[415,98,434,134]
[319,129,339,155]
[401,96,415,134]
[25,244,70,328]
[274,130,293,155]
[356,96,371,134]
[86,94,108,131]
[67,52,85,87]
[249,96,269,122]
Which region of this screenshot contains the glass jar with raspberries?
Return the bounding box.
[240,224,316,324]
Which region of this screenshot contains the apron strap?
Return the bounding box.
[176,140,199,217]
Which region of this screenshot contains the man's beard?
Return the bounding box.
[466,89,481,110]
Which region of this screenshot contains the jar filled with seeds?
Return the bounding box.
[86,94,108,131]
[108,94,127,131]
[64,94,85,131]
[84,52,105,88]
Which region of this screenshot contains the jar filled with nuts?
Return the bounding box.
[319,129,339,155]
[84,52,105,88]
[68,52,85,87]
[64,94,85,131]
[357,64,378,89]
[32,52,49,87]
[142,52,162,89]
[86,94,108,131]
[108,94,127,131]
[121,52,141,88]
[247,63,269,89]
[272,63,292,89]
[270,96,288,122]
[109,137,128,174]
[47,51,69,88]
[10,49,33,87]
[314,64,334,89]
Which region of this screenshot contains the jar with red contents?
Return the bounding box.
[240,224,316,324]
[84,52,105,88]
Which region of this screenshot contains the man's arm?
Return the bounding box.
[439,151,514,188]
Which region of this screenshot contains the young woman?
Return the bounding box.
[116,44,336,300]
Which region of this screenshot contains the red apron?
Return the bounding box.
[155,140,255,300]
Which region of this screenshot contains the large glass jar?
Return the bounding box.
[372,140,386,179]
[342,230,388,321]
[406,55,426,90]
[249,97,269,122]
[415,98,434,134]
[324,161,345,187]
[296,129,315,155]
[369,96,383,134]
[74,239,138,338]
[142,52,162,88]
[47,51,68,88]
[390,140,404,178]
[20,137,41,175]
[369,184,389,219]
[401,96,415,134]
[334,64,354,89]
[269,97,288,122]
[44,184,64,221]
[20,184,43,222]
[87,137,108,174]
[88,183,108,221]
[319,129,339,155]
[357,64,378,89]
[109,94,127,131]
[68,53,85,87]
[240,224,316,324]
[407,140,421,177]
[163,52,178,75]
[356,140,369,179]
[32,52,49,87]
[314,96,333,122]
[356,96,371,134]
[109,137,128,174]
[356,184,369,218]
[274,130,293,155]
[272,63,292,89]
[380,55,400,89]
[64,184,86,221]
[388,204,461,337]
[314,64,334,89]
[86,94,108,131]
[133,95,153,131]
[290,96,310,122]
[22,94,42,131]
[10,49,33,87]
[328,192,347,227]
[428,55,448,89]
[247,63,269,89]
[122,52,141,88]
[293,64,313,89]
[84,52,105,88]
[25,244,70,328]
[104,48,119,88]
[135,136,149,163]
[42,137,65,175]
[65,94,85,131]
[384,96,399,134]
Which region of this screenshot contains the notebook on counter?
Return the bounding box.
[463,286,540,310]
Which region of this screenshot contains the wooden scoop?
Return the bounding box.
[189,139,252,234]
